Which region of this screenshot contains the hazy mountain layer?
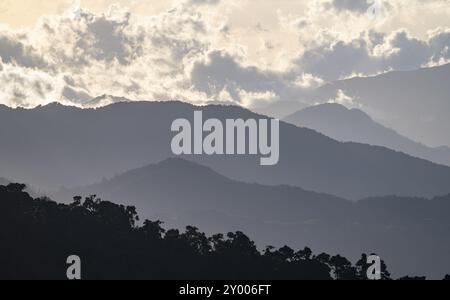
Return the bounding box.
[55,158,450,279]
[311,63,450,147]
[284,103,450,166]
[1,101,450,199]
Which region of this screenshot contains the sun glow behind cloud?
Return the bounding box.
[0,0,450,108]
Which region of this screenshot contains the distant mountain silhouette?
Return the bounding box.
[1,101,450,199]
[310,63,450,147]
[284,103,450,166]
[55,158,450,278]
[55,157,351,231]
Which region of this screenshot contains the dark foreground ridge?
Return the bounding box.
[0,183,447,280]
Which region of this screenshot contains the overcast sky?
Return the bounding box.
[1,0,450,108]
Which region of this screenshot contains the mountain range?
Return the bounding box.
[310,63,450,147]
[284,103,450,167]
[1,101,450,199]
[54,158,450,279]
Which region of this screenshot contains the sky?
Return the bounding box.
[1,0,450,108]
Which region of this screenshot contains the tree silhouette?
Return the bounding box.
[355,254,391,280]
[0,183,441,280]
[141,220,166,240]
[296,247,313,260]
[398,276,427,281]
[328,255,358,280]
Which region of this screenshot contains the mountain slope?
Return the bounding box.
[57,158,350,225]
[284,103,450,166]
[1,101,450,199]
[311,63,450,147]
[55,158,450,279]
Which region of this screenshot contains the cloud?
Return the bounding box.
[190,50,312,107]
[0,1,304,108]
[191,51,280,101]
[0,0,450,109]
[327,89,359,107]
[324,0,372,13]
[428,28,450,64]
[294,29,450,81]
[0,32,46,68]
[0,62,62,107]
[0,4,217,107]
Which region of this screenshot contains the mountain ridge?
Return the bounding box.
[54,157,450,279]
[311,63,450,147]
[284,103,450,166]
[1,100,450,199]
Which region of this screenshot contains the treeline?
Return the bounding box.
[0,183,446,280]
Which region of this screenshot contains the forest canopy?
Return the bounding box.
[0,183,444,280]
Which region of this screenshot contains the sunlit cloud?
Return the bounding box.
[0,0,449,108]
